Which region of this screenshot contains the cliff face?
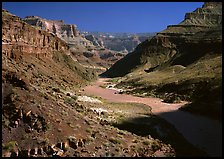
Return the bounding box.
[157,2,222,67]
[2,10,69,60]
[103,2,222,77]
[23,16,94,48]
[160,2,222,34]
[102,36,142,53]
[85,34,105,48]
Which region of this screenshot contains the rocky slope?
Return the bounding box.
[2,9,176,157]
[102,2,222,121]
[2,9,95,82]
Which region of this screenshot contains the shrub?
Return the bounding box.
[151,141,160,151]
[2,141,17,151]
[71,95,78,101]
[109,137,121,144]
[64,97,74,105]
[86,128,92,133]
[142,140,151,145]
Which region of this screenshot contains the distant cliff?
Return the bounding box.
[22,16,128,70]
[85,34,105,48]
[82,32,155,53]
[23,16,95,48]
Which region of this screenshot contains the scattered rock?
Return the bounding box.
[78,139,84,147]
[10,151,19,157]
[68,137,78,149]
[62,141,70,151]
[152,150,166,157]
[55,149,64,156]
[25,124,32,133]
[66,93,71,96]
[77,96,102,103]
[52,88,60,93]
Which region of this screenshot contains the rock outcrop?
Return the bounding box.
[2,10,69,60]
[159,2,222,34]
[85,34,105,48]
[23,16,95,48]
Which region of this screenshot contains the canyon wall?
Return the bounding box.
[102,2,222,77]
[2,9,70,60]
[23,16,94,48]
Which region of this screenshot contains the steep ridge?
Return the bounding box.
[102,2,221,77]
[101,2,222,121]
[2,9,95,82]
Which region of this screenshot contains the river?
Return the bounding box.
[82,78,222,157]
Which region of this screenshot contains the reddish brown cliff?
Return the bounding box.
[2,9,69,60]
[23,16,94,48]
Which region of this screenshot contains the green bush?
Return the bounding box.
[2,141,17,151]
[142,140,151,145]
[71,95,78,101]
[64,97,74,105]
[109,137,121,144]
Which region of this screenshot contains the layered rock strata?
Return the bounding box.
[23,16,94,47]
[2,9,69,60]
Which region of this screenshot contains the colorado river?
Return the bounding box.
[83,78,222,157]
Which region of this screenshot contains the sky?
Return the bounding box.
[2,2,204,33]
